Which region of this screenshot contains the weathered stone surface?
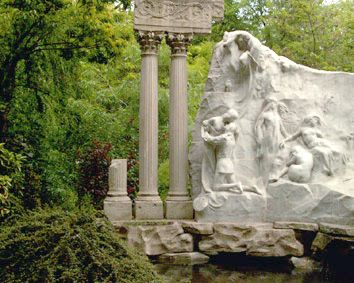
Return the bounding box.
[127,222,193,256]
[104,200,132,222]
[311,232,335,253]
[311,231,354,255]
[195,193,266,223]
[134,0,224,34]
[273,221,319,232]
[134,200,164,220]
[290,257,320,270]
[267,180,354,225]
[190,30,354,225]
[199,223,303,257]
[165,201,194,220]
[319,223,354,237]
[157,252,210,265]
[181,221,214,235]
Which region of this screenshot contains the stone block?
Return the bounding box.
[290,257,320,270]
[157,252,209,265]
[165,201,194,220]
[135,200,164,220]
[319,223,354,237]
[273,221,319,232]
[199,223,303,257]
[128,222,193,256]
[104,199,132,221]
[181,221,214,235]
[311,232,335,253]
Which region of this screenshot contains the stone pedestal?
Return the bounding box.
[104,159,132,221]
[135,31,164,220]
[165,33,193,219]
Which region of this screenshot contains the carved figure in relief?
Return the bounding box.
[280,115,347,176]
[255,97,289,181]
[194,109,262,211]
[270,145,314,183]
[201,109,243,193]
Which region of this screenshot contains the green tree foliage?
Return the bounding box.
[0,143,23,217]
[0,207,162,282]
[263,0,354,71]
[0,0,351,209]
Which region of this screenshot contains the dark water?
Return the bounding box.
[154,262,351,283]
[156,264,320,283]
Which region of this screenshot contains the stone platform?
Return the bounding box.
[113,220,354,265]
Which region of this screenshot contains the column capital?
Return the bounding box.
[137,31,164,54]
[166,33,193,55]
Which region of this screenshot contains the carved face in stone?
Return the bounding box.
[222,109,239,124]
[303,115,321,128]
[203,116,225,135]
[235,34,250,51]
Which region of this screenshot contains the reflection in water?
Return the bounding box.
[155,251,354,283]
[155,262,348,283]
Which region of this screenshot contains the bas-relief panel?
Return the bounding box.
[190,30,354,224]
[134,0,224,34]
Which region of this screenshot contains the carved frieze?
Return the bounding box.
[134,0,224,34]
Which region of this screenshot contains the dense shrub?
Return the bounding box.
[77,140,112,208]
[0,207,162,283]
[0,144,24,217]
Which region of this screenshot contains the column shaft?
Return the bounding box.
[168,53,189,200]
[139,51,159,200]
[104,159,132,221]
[165,33,193,219]
[135,31,164,219]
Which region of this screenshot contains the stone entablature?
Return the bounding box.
[134,0,224,34]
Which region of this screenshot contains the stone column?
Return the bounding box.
[135,31,164,220]
[104,159,132,221]
[165,33,193,219]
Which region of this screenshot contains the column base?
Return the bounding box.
[104,198,133,222]
[135,199,164,220]
[165,200,194,220]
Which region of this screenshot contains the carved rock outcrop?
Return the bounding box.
[199,223,304,257]
[127,222,193,256]
[267,180,354,225]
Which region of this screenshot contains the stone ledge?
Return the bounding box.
[319,223,354,237]
[181,221,214,235]
[273,221,319,232]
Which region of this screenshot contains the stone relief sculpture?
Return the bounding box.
[190,30,354,224]
[194,109,261,212]
[270,146,314,183]
[134,0,223,34]
[201,109,242,193]
[280,114,347,177]
[255,97,289,182]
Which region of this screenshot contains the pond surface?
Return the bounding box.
[154,263,349,283]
